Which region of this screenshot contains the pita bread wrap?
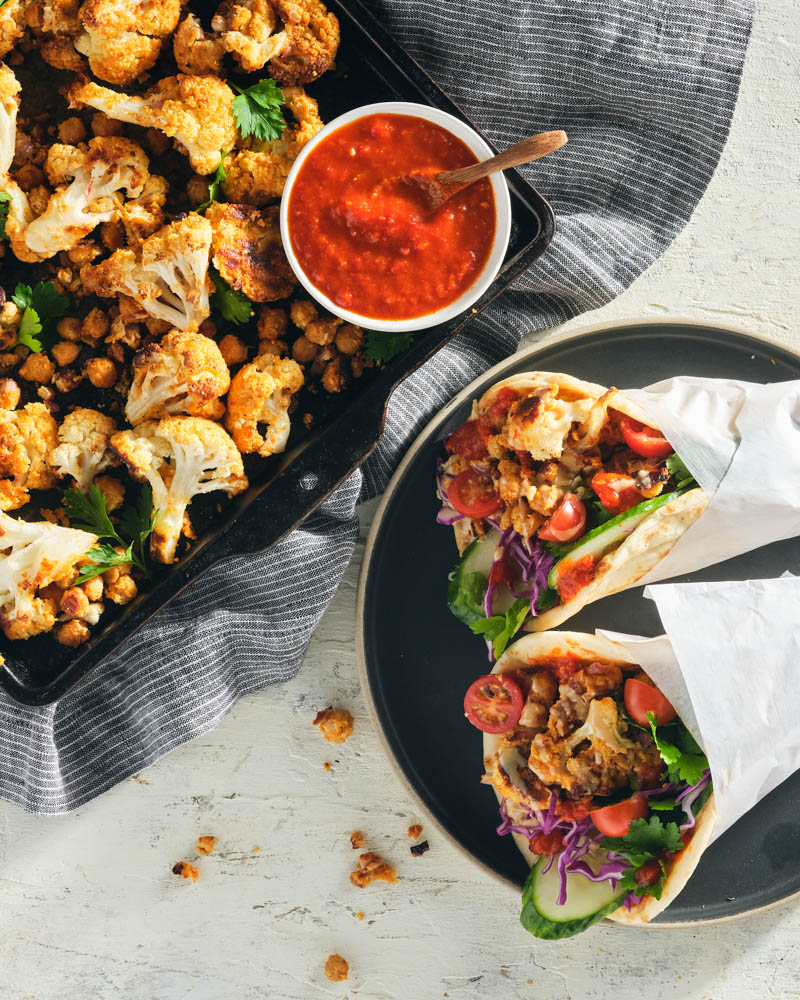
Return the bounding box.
[481,632,715,929]
[443,371,708,628]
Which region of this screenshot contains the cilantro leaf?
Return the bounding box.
[665,453,697,491]
[647,712,709,785]
[74,541,136,584]
[364,329,414,363]
[64,484,119,541]
[210,268,253,325]
[197,155,227,213]
[11,281,69,353]
[232,80,286,142]
[469,596,530,658]
[0,190,10,240]
[602,816,682,901]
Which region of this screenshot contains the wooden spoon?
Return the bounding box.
[395,129,568,215]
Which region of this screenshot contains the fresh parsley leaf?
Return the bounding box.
[364,329,414,363]
[469,596,530,659]
[232,80,286,142]
[646,712,709,785]
[0,190,10,240]
[118,483,157,574]
[74,541,136,584]
[11,281,69,353]
[64,484,118,541]
[665,453,697,491]
[197,154,227,213]
[210,268,253,325]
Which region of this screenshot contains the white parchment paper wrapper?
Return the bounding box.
[623,377,800,584]
[601,576,800,842]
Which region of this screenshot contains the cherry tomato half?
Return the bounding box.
[624,677,677,727]
[445,419,488,460]
[538,494,587,543]
[589,795,649,837]
[448,469,502,519]
[463,674,523,734]
[620,417,674,460]
[591,472,642,515]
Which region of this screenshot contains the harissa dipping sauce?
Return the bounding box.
[287,113,497,320]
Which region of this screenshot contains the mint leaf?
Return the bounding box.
[470,596,530,658]
[232,80,286,142]
[210,268,253,324]
[646,712,709,785]
[364,329,414,363]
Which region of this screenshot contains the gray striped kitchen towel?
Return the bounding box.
[0,0,752,812]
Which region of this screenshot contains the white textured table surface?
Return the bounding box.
[2,3,800,997]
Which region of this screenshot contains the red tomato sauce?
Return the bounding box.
[287,114,497,320]
[555,554,597,603]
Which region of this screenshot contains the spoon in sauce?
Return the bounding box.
[393,129,568,215]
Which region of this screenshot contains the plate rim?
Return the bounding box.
[355,314,800,929]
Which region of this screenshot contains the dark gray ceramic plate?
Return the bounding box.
[357,318,800,926]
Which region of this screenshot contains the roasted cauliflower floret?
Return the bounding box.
[0,61,20,173]
[111,416,248,563]
[263,0,339,85]
[23,137,149,259]
[498,387,594,461]
[117,173,169,245]
[50,407,117,491]
[206,202,296,302]
[0,64,35,264]
[74,0,182,86]
[126,330,230,425]
[0,402,58,510]
[211,0,284,72]
[0,510,97,639]
[222,86,322,205]
[0,1,30,60]
[82,215,212,332]
[226,354,302,457]
[69,74,237,175]
[39,0,82,35]
[173,11,225,76]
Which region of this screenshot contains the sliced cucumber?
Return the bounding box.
[520,851,626,940]
[447,530,516,625]
[547,490,686,590]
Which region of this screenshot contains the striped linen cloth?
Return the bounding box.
[0,0,752,812]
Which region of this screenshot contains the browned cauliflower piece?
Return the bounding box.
[263,0,338,85]
[126,330,230,425]
[0,67,40,262]
[206,202,296,302]
[0,511,97,640]
[82,215,212,332]
[111,416,248,563]
[173,11,225,75]
[49,407,117,492]
[225,353,302,457]
[74,0,182,86]
[0,403,58,511]
[23,137,149,259]
[0,0,30,59]
[117,173,169,245]
[222,85,322,204]
[39,0,82,34]
[211,0,284,72]
[69,74,237,175]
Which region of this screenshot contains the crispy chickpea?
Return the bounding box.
[0,378,20,409]
[197,319,217,340]
[95,475,125,513]
[19,353,55,384]
[52,366,83,393]
[28,185,50,216]
[257,339,287,358]
[257,307,289,342]
[145,317,171,337]
[60,587,90,618]
[51,340,81,367]
[313,707,354,743]
[290,300,318,331]
[91,113,123,137]
[57,316,82,342]
[81,576,104,602]
[85,357,117,388]
[100,220,125,252]
[58,116,87,144]
[105,575,137,605]
[218,334,248,366]
[322,357,345,394]
[67,241,101,267]
[305,317,342,346]
[15,163,45,190]
[107,342,125,365]
[186,175,210,207]
[292,335,318,364]
[145,128,170,156]
[82,307,109,342]
[118,296,149,323]
[335,324,364,356]
[55,620,91,647]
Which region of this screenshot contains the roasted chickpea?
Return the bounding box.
[15,163,45,190]
[335,324,364,356]
[58,116,87,144]
[81,576,104,602]
[51,340,81,367]
[218,334,248,366]
[305,317,342,346]
[57,316,82,342]
[292,335,318,364]
[258,307,289,342]
[60,587,90,619]
[105,575,137,605]
[95,475,125,513]
[18,353,55,384]
[55,620,91,647]
[290,300,318,331]
[82,307,109,342]
[91,113,123,137]
[85,357,117,388]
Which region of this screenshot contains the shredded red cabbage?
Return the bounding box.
[676,769,712,832]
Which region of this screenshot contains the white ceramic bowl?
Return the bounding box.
[279,101,512,334]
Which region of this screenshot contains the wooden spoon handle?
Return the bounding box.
[437,130,568,187]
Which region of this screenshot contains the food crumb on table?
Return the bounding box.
[407,823,423,839]
[350,851,397,888]
[195,835,217,855]
[324,954,349,982]
[356,911,364,921]
[313,707,354,743]
[323,761,332,772]
[350,830,365,849]
[410,840,430,857]
[172,861,199,882]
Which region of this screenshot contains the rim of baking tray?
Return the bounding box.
[355,313,800,928]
